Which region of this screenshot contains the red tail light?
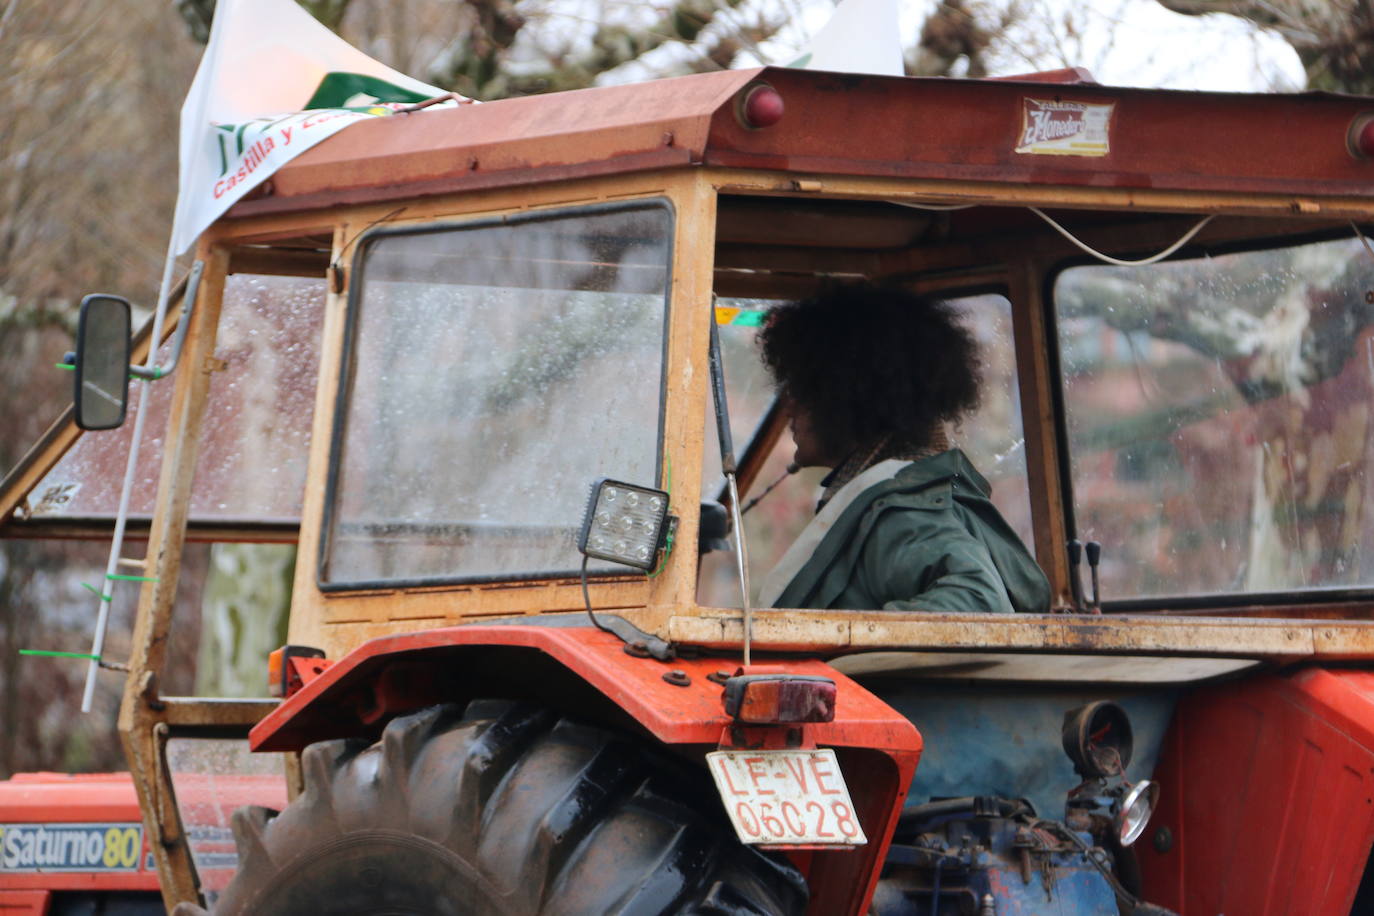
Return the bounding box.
[724,674,836,724]
[1349,114,1374,159]
[738,84,785,130]
[268,645,330,698]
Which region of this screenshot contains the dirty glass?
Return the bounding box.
[25,274,325,523]
[321,201,671,587]
[948,293,1032,552]
[167,738,288,899]
[697,292,1032,608]
[1055,234,1374,601]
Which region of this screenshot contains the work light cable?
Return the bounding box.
[580,556,618,639]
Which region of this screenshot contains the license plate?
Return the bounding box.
[706,749,867,846]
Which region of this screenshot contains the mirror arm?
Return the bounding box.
[128,260,204,381]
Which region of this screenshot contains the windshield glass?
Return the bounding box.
[1055,233,1374,602]
[320,201,672,588]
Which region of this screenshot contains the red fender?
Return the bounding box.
[250,623,922,916]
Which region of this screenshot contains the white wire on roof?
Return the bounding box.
[1029,207,1215,267]
[891,199,1215,266]
[890,200,979,212]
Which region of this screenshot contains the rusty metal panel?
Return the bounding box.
[705,69,1374,199]
[227,68,1374,221]
[666,608,1374,659]
[158,698,278,731]
[229,70,759,217]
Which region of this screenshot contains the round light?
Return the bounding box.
[1114,780,1160,847]
[739,84,784,130]
[626,492,640,508]
[649,496,663,511]
[604,487,618,502]
[1062,701,1133,779]
[636,545,650,560]
[596,511,611,525]
[1349,114,1374,159]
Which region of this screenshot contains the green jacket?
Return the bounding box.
[770,450,1050,613]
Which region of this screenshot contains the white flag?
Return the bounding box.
[173,0,471,254]
[793,0,904,77]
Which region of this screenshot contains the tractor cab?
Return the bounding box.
[5,66,1374,914]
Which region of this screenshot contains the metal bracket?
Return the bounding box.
[599,614,675,661]
[129,260,204,381]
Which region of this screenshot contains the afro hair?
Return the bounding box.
[759,282,982,457]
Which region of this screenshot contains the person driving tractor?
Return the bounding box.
[756,282,1050,614]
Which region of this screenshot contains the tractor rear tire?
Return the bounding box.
[176,700,807,916]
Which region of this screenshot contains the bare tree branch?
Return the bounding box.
[1153,0,1374,92]
[430,0,779,98]
[909,0,997,77]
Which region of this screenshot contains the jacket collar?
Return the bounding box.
[889,448,991,497]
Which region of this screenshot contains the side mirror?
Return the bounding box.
[73,294,132,430]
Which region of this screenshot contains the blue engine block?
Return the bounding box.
[870,798,1122,916]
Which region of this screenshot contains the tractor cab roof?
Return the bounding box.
[225,65,1374,224]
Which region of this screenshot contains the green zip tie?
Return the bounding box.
[56,362,74,371]
[20,649,100,661]
[106,573,159,582]
[81,582,112,601]
[646,454,675,579]
[646,528,676,579]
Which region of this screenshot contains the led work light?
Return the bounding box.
[578,479,670,571]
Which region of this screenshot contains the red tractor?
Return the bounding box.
[5,66,1374,914]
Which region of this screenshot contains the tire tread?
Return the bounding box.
[204,700,805,915]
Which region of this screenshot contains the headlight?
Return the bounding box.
[1114,779,1160,846]
[1062,700,1134,778]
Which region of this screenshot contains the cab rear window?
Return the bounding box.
[1054,234,1374,602]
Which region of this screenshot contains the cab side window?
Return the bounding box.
[697,291,1034,607]
[1055,236,1374,601]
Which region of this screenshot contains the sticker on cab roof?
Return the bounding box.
[1015,98,1114,157]
[0,822,144,872]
